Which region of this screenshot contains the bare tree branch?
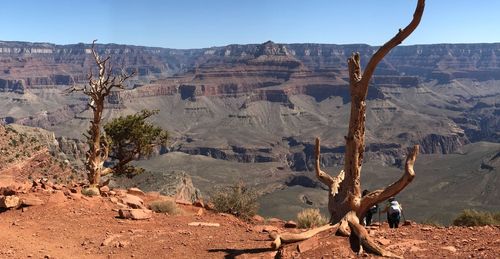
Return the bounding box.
[314,137,335,186]
[359,145,419,217]
[360,0,425,89]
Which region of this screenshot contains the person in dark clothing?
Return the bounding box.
[362,189,378,226]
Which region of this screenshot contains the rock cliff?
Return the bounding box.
[0,40,498,170]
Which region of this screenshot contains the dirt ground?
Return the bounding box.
[0,188,499,259]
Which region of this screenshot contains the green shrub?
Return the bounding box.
[210,182,259,220]
[149,200,179,214]
[452,209,500,226]
[297,208,328,229]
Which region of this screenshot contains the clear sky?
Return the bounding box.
[1,0,498,49]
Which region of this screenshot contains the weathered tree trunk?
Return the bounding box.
[69,40,132,186]
[271,0,425,257]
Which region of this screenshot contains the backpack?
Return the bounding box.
[388,201,401,215]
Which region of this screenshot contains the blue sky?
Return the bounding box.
[0,0,498,49]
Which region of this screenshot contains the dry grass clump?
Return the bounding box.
[452,209,500,226]
[149,200,179,215]
[297,208,328,229]
[210,182,259,220]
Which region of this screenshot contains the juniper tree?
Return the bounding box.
[104,109,168,176]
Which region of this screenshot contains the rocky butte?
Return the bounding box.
[0,40,498,222]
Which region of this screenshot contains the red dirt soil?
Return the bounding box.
[0,188,499,259]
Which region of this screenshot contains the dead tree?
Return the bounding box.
[68,40,133,186]
[271,0,425,257]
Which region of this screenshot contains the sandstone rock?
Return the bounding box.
[234,251,277,259]
[101,234,121,246]
[0,195,20,208]
[127,187,145,196]
[118,209,152,220]
[284,220,297,228]
[196,208,204,217]
[21,196,44,206]
[120,194,145,209]
[99,186,110,193]
[252,215,265,223]
[441,246,457,253]
[188,222,220,227]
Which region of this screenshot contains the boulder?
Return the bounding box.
[99,186,110,193]
[120,194,145,209]
[21,196,45,206]
[0,195,20,208]
[118,209,152,220]
[127,187,145,196]
[101,234,122,246]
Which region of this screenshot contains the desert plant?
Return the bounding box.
[104,109,168,176]
[453,209,500,227]
[81,187,100,197]
[149,200,179,214]
[297,208,328,229]
[210,182,259,220]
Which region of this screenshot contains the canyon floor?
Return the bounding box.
[0,188,499,259]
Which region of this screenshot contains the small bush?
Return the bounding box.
[210,182,259,220]
[297,208,328,229]
[81,187,100,197]
[149,200,179,214]
[452,209,500,226]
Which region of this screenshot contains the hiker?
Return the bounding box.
[382,197,402,228]
[362,189,378,226]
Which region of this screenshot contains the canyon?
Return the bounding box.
[0,40,498,223]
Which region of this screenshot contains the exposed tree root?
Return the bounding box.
[269,223,339,249]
